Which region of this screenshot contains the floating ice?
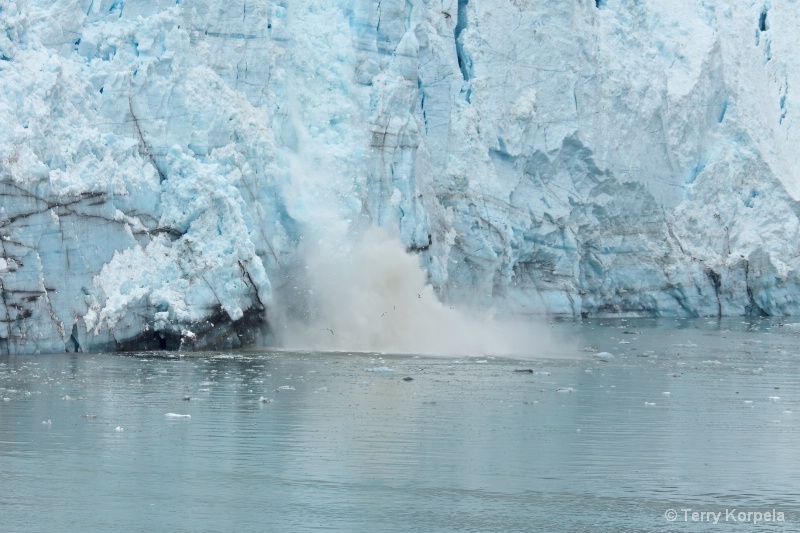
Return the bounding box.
[164,413,191,419]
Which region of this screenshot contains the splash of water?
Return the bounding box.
[272,227,560,357]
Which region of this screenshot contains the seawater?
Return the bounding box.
[2,318,800,532]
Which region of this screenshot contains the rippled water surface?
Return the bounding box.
[2,318,800,532]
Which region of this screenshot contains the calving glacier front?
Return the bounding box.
[1,0,800,354]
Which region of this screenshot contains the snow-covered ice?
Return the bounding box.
[4,0,800,354]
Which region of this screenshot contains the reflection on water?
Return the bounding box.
[1,318,800,531]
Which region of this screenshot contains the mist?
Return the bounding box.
[270,227,564,358]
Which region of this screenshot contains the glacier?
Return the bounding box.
[2,0,800,354]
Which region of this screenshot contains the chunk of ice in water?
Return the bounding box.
[365,367,394,373]
[164,413,191,418]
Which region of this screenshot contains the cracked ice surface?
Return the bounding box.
[2,0,800,354]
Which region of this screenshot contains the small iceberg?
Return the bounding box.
[556,387,575,393]
[365,367,394,373]
[164,413,191,419]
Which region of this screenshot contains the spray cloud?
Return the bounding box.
[271,227,560,357]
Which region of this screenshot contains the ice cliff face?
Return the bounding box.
[2,0,800,354]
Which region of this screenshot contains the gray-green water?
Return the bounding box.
[2,318,800,532]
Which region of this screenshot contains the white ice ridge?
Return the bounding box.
[2,0,800,354]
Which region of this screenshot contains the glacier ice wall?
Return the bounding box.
[2,0,800,354]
